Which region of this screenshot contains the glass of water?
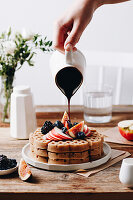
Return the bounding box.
[83,85,113,123]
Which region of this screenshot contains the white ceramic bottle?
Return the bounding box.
[10,85,37,139]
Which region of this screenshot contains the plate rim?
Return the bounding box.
[22,142,111,171]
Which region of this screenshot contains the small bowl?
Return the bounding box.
[0,164,18,176]
[119,158,133,188]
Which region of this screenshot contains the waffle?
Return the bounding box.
[30,129,51,149]
[29,128,104,164]
[30,151,47,163]
[48,157,89,165]
[85,131,104,159]
[48,140,89,153]
[48,151,89,160]
[34,148,48,157]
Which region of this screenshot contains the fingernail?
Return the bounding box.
[64,43,72,51]
[73,47,77,52]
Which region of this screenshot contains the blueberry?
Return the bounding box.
[54,120,64,129]
[41,121,54,134]
[76,132,86,139]
[73,122,78,126]
[62,127,67,133]
[67,120,73,129]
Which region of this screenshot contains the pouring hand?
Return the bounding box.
[53,0,129,53]
[53,0,101,53]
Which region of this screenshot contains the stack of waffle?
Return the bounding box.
[29,128,104,164]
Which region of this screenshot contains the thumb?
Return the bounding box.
[64,22,82,50]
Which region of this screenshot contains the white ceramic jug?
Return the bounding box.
[50,48,86,80]
[119,158,133,187]
[10,85,37,139]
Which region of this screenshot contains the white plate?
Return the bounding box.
[0,164,18,175]
[22,142,111,171]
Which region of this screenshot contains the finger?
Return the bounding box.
[64,21,82,50]
[53,21,68,53]
[65,43,77,52]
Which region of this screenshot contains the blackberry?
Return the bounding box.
[67,120,73,129]
[8,159,17,168]
[76,132,86,139]
[0,155,8,170]
[73,122,78,126]
[54,120,64,129]
[41,121,54,135]
[62,127,67,133]
[0,155,17,170]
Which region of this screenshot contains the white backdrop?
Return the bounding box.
[0,0,133,105]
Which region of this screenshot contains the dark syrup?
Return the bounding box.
[55,67,83,119]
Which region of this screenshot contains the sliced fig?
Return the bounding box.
[18,159,32,181]
[61,111,69,125]
[67,121,84,138]
[64,121,70,130]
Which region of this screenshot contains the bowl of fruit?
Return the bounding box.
[118,120,133,141]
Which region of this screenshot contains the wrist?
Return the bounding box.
[93,0,105,8]
[83,0,104,11]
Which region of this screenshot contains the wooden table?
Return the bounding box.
[0,111,133,200]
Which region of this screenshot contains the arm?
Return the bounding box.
[100,0,129,5]
[53,0,130,53]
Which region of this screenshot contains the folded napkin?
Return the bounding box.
[76,149,131,177]
[103,127,133,145]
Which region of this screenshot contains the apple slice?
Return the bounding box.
[43,131,61,141]
[43,132,53,140]
[67,121,84,138]
[61,111,69,125]
[129,126,133,131]
[52,127,72,140]
[118,120,133,128]
[83,125,88,134]
[118,120,133,141]
[50,130,63,141]
[86,130,91,137]
[83,125,91,137]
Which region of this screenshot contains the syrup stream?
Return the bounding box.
[68,99,70,120]
[55,67,83,119]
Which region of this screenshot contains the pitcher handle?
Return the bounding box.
[65,44,73,65]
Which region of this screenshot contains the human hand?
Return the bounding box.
[53,0,101,53]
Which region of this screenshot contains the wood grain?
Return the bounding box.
[0,111,133,200]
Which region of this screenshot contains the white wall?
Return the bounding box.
[0,0,133,105]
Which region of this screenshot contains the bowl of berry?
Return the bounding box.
[0,155,18,175]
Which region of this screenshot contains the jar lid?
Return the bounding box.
[13,85,31,94]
